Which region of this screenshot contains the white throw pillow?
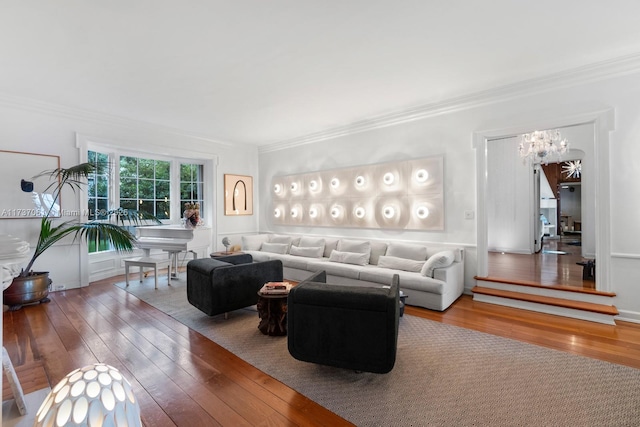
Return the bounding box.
[329,250,369,266]
[421,250,456,277]
[378,255,425,273]
[290,245,324,258]
[241,234,270,251]
[337,239,371,263]
[386,243,428,261]
[323,238,339,257]
[260,242,289,254]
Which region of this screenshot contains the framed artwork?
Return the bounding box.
[0,150,61,219]
[224,174,253,215]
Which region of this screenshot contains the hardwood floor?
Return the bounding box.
[487,235,594,289]
[5,274,640,426]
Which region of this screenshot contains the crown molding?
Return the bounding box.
[260,52,640,154]
[0,93,237,147]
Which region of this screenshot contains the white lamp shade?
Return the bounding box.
[34,363,142,427]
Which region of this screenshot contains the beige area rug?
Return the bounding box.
[116,279,640,426]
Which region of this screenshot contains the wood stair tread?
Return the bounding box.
[474,276,616,297]
[471,286,619,316]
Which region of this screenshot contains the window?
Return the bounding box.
[119,156,171,220]
[180,163,204,217]
[87,150,111,253]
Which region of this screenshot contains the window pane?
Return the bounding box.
[155,161,170,180]
[120,156,137,177]
[180,164,193,181]
[96,176,108,197]
[138,158,154,179]
[88,177,96,197]
[156,181,170,199]
[96,199,108,220]
[138,179,154,199]
[156,201,170,219]
[120,178,137,199]
[180,182,193,200]
[120,199,137,211]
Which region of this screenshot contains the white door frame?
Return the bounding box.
[473,109,614,292]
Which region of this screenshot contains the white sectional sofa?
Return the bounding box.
[240,233,465,311]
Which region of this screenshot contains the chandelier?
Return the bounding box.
[518,129,568,164]
[562,160,581,179]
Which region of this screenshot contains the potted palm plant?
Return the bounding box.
[3,162,160,310]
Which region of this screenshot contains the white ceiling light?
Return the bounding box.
[415,169,429,183]
[330,206,341,218]
[290,182,298,192]
[309,180,318,191]
[290,207,298,218]
[330,178,340,189]
[355,175,365,187]
[274,208,281,218]
[519,129,569,164]
[309,207,318,218]
[383,205,396,219]
[354,207,366,218]
[274,184,282,194]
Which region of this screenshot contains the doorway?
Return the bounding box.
[475,109,613,292]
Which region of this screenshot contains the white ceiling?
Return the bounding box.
[2,1,640,146]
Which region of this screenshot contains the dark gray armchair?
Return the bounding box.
[187,254,283,316]
[287,270,400,374]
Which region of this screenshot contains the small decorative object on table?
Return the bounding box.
[183,202,201,228]
[222,236,231,254]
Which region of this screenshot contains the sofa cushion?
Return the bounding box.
[319,259,364,279]
[261,242,289,254]
[421,250,456,277]
[386,243,428,261]
[359,267,445,294]
[245,250,270,262]
[329,250,369,266]
[377,255,425,273]
[323,238,339,257]
[290,245,324,258]
[241,234,270,251]
[337,239,371,264]
[299,236,325,249]
[269,234,300,249]
[369,241,388,265]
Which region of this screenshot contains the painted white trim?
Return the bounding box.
[611,252,640,259]
[616,310,640,324]
[261,53,640,153]
[474,109,615,293]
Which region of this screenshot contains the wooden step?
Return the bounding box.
[471,286,619,316]
[474,276,616,297]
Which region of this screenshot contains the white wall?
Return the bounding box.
[258,70,640,321]
[0,100,260,289]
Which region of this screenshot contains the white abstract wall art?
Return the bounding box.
[271,156,444,230]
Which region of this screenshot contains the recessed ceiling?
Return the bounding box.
[2,1,640,146]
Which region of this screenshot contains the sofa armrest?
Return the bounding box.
[433,261,464,294]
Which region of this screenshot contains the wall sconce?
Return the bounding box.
[355,175,365,187]
[415,169,429,183]
[354,207,366,219]
[290,207,299,218]
[274,208,282,218]
[309,180,318,191]
[309,207,318,218]
[416,205,430,219]
[330,178,340,189]
[383,205,396,219]
[330,205,342,218]
[383,172,395,185]
[274,184,282,194]
[290,182,299,192]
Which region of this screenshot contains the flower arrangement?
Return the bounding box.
[183,202,201,228]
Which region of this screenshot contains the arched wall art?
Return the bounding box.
[271,156,444,230]
[224,174,253,215]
